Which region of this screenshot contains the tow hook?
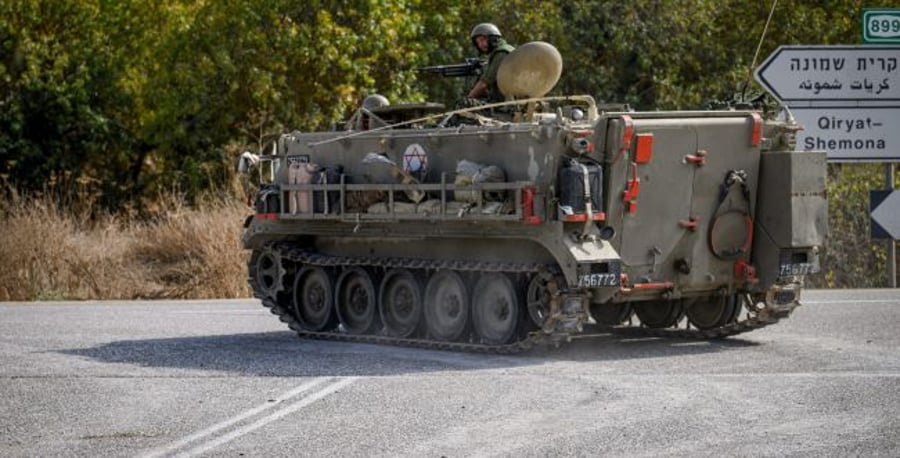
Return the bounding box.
[758,281,802,321]
[542,282,590,339]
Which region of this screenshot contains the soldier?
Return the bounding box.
[466,23,515,103]
[347,94,390,131]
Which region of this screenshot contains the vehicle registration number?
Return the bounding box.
[578,273,619,288]
[779,263,818,276]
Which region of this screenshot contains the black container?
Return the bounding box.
[558,158,602,213]
[255,185,281,214]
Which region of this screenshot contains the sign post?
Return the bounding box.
[870,178,898,288]
[889,164,897,288]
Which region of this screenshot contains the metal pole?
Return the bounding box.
[889,163,897,288]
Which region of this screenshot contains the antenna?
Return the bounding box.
[744,0,779,99]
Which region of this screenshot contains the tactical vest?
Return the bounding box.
[484,41,516,103]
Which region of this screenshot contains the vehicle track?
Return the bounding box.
[250,244,796,354]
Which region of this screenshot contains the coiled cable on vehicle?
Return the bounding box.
[708,170,753,260]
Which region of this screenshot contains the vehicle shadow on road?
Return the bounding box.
[59,328,760,376]
[531,331,760,362]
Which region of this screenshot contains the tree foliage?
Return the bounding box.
[1,0,897,285]
[814,163,893,288]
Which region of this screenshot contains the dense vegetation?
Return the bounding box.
[1,0,897,297]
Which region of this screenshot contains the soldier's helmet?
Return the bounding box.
[470,23,502,49]
[361,94,390,111]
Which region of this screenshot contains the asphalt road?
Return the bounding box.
[1,289,899,457]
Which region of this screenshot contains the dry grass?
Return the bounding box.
[0,192,251,301]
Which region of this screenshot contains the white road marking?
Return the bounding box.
[180,377,357,457]
[803,299,899,304]
[139,377,333,458]
[707,372,900,378]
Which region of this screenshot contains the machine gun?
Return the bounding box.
[416,58,484,78]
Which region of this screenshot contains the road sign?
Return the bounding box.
[755,45,900,161]
[864,9,900,44]
[871,190,900,240]
[754,45,900,103]
[791,106,900,161]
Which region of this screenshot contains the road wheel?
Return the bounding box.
[472,273,520,345]
[591,302,632,326]
[687,295,742,330]
[293,267,337,331]
[424,271,470,342]
[633,300,685,328]
[379,269,423,338]
[335,268,380,335]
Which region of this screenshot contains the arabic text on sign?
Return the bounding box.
[798,78,892,95]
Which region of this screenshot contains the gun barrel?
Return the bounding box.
[416,61,482,78]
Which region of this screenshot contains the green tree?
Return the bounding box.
[131,0,441,200]
[0,1,131,207]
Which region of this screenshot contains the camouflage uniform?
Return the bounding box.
[478,38,515,103]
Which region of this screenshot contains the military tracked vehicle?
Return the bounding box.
[242,42,827,353]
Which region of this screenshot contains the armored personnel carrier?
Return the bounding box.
[242,42,827,353]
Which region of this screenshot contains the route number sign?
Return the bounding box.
[864,9,900,44]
